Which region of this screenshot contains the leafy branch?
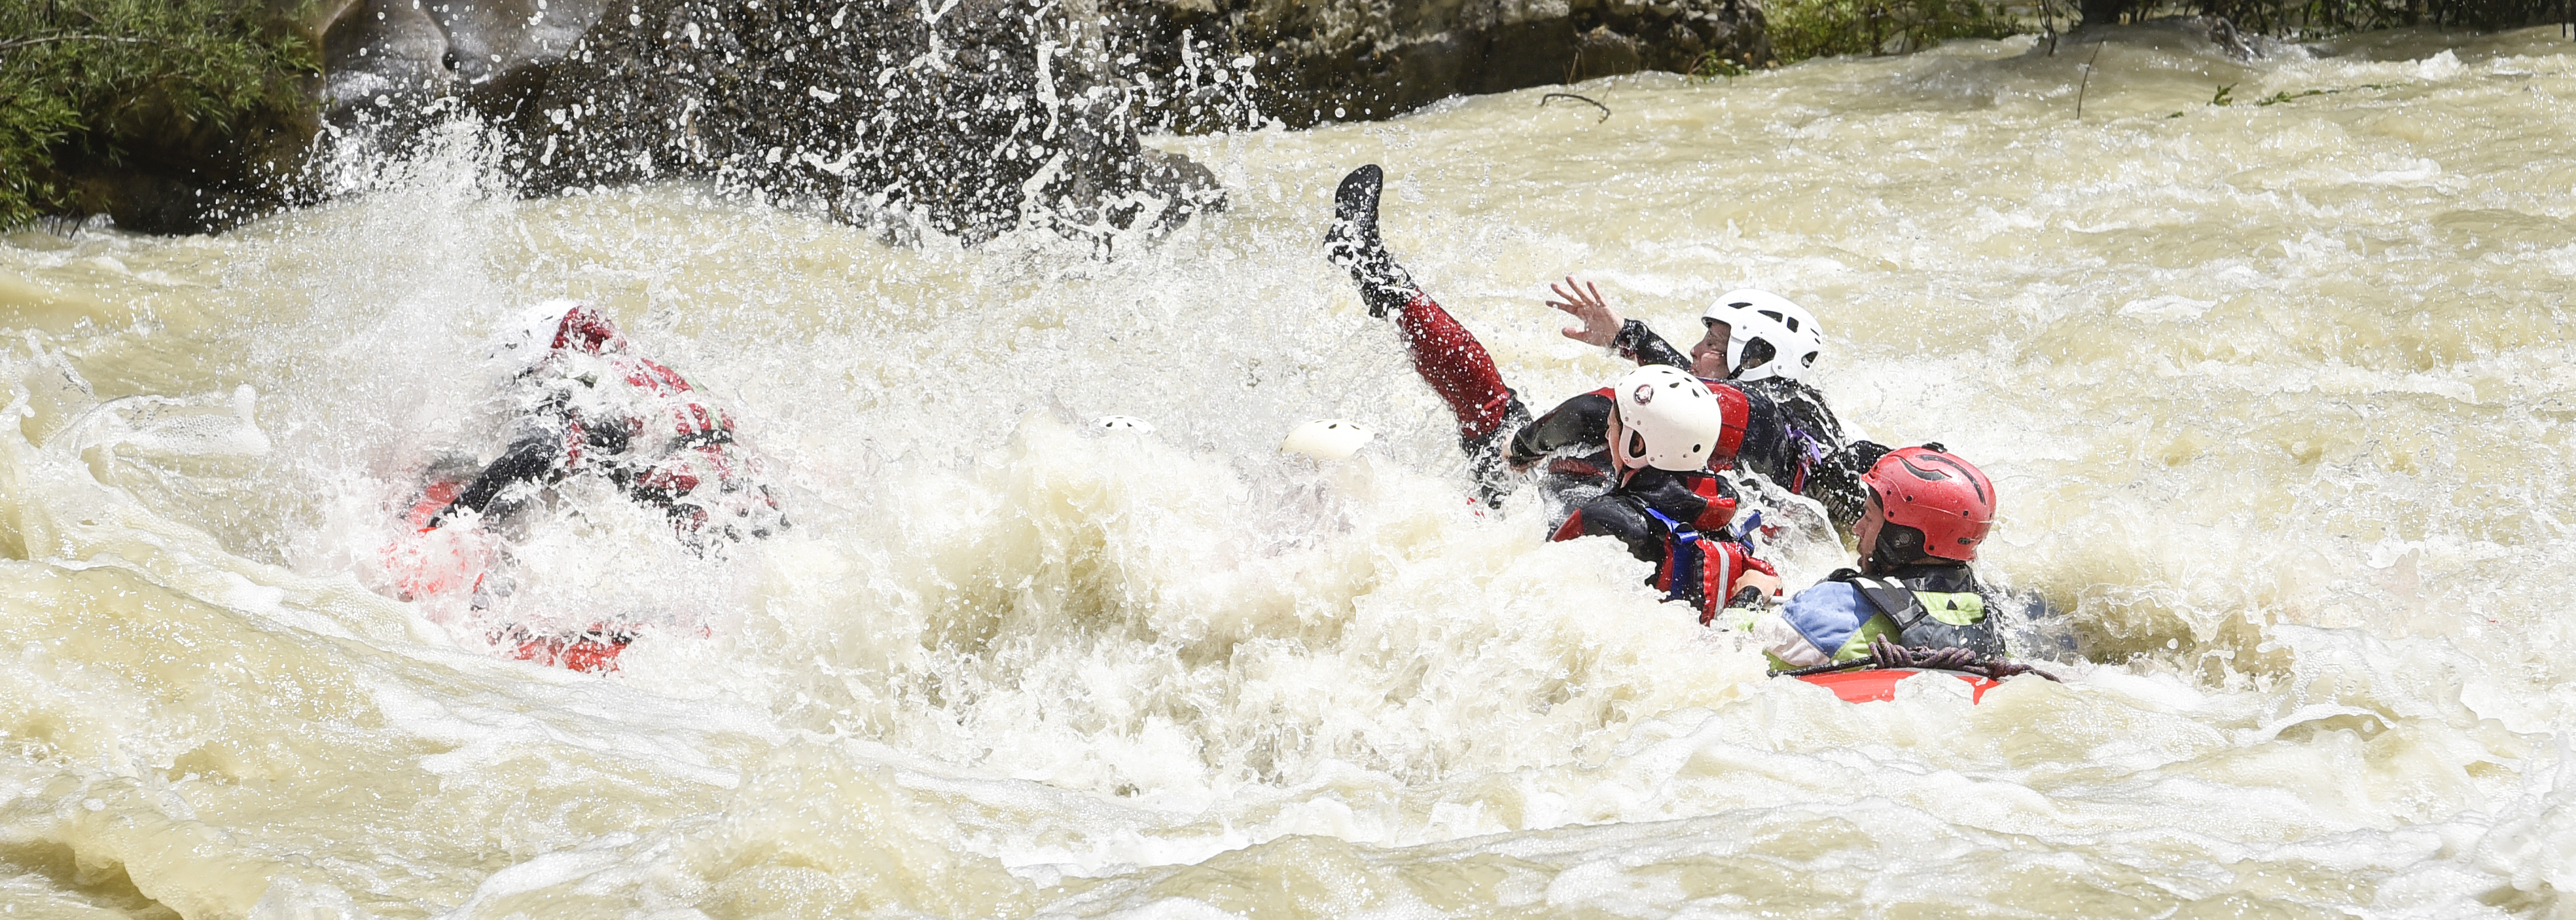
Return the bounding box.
[0,0,318,230]
[1763,0,2018,62]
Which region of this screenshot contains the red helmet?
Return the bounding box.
[1859,445,1995,562]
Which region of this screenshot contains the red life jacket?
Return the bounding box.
[1547,469,1772,622]
[545,305,776,544]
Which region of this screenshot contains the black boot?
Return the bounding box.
[1324,164,1417,318]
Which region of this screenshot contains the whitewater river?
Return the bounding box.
[5,22,2575,919]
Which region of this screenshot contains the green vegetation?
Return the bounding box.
[1759,0,2571,67]
[1690,48,1755,80]
[2170,80,2397,115]
[0,0,316,229]
[2191,0,2415,33]
[1764,0,2023,62]
[2171,0,2552,33]
[2255,87,2326,103]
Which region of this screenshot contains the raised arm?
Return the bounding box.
[1546,276,1691,369]
[429,434,568,528]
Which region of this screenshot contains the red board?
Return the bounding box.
[1796,668,1999,703]
[513,631,632,673]
[384,479,679,675]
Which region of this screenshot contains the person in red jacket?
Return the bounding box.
[391,302,785,671]
[1324,166,1775,623]
[425,302,787,554]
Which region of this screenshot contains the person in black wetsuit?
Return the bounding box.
[1747,445,2009,669]
[1545,279,1886,533]
[1323,165,1778,623]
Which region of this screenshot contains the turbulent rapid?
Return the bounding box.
[7,23,2576,919]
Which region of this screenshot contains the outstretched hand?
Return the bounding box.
[1547,276,1622,347]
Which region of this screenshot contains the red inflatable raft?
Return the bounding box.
[380,478,634,674]
[1797,668,2000,703]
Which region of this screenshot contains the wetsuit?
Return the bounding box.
[1354,285,1775,621]
[1611,320,1886,531]
[435,305,785,553]
[1327,167,1771,621]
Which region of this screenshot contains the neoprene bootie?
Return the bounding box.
[1324,164,1417,318]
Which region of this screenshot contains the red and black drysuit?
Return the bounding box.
[433,305,785,554]
[1351,277,1774,623]
[1608,320,1888,531]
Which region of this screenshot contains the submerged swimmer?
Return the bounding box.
[393,302,785,670]
[427,302,787,553]
[1323,166,1777,624]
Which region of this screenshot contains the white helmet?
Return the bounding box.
[1092,415,1156,433]
[1703,289,1822,382]
[1279,419,1374,461]
[1611,365,1730,472]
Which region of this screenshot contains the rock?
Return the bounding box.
[1095,0,1776,130]
[320,0,602,101]
[322,0,1222,246]
[2027,16,2286,63]
[84,0,1770,238]
[312,0,1768,242]
[61,110,315,235]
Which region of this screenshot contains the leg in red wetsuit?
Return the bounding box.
[1327,166,1531,504]
[1392,289,1532,504]
[1391,290,1514,441]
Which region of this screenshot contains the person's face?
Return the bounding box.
[1690,320,1732,379]
[1605,407,1643,471]
[1853,489,1887,570]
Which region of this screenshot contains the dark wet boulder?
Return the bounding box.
[321,0,1223,246]
[62,0,1772,238]
[313,0,1770,241]
[1097,0,1778,130]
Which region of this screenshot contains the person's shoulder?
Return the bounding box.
[1740,376,1831,407]
[1622,466,1708,487]
[1543,390,1616,418]
[1787,579,1865,609]
[1779,580,1874,640]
